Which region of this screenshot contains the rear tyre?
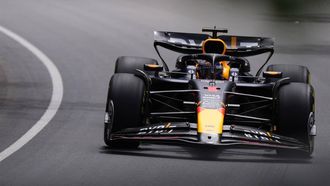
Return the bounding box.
[104,73,146,148]
[266,64,310,84]
[115,56,158,74]
[276,82,315,157]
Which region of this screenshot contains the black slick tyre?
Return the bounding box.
[266,64,310,84]
[115,56,158,74]
[104,73,146,148]
[276,82,315,157]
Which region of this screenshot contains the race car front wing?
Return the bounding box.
[110,122,309,152]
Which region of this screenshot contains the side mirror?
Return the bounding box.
[263,71,282,78]
[144,64,163,72]
[144,64,163,77]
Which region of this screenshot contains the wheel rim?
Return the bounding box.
[307,112,315,153]
[105,100,114,140]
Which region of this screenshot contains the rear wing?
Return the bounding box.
[154,31,274,56]
[154,31,274,75]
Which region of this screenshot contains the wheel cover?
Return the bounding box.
[105,100,114,140]
[307,112,315,153]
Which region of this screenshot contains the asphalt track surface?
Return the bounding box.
[0,0,330,185]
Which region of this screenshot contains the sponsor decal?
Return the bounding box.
[202,94,221,99]
[243,129,281,143]
[168,37,200,46]
[200,94,225,109]
[137,123,176,135]
[200,80,225,83]
[207,86,218,92]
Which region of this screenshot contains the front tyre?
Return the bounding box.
[276,82,315,157]
[104,73,146,148]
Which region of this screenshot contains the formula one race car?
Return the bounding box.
[104,27,316,156]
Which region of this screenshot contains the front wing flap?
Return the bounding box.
[110,122,309,151]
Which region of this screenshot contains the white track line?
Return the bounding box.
[0,25,63,162]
